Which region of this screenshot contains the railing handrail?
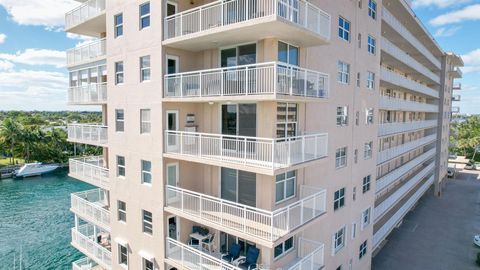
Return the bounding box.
[380,119,437,125]
[72,225,111,255]
[69,82,108,89]
[379,134,436,155]
[70,156,108,171]
[68,123,108,128]
[66,38,107,54]
[164,61,328,78]
[379,95,437,107]
[380,67,439,98]
[165,129,327,143]
[66,0,105,17]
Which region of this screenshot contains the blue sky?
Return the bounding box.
[0,0,478,113]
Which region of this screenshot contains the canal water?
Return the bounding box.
[0,169,93,269]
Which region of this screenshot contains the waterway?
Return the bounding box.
[0,169,93,269]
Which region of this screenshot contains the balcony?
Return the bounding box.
[453,83,461,90]
[452,95,461,101]
[69,156,109,190]
[376,148,436,194]
[65,0,106,36]
[375,161,435,221]
[163,0,331,51]
[71,224,111,269]
[378,120,437,137]
[164,130,328,175]
[452,106,460,114]
[164,62,329,102]
[68,83,107,105]
[165,185,326,246]
[72,257,101,270]
[377,134,436,164]
[379,96,438,113]
[165,237,324,270]
[67,38,106,67]
[381,38,440,84]
[380,67,439,98]
[373,174,434,249]
[382,8,441,69]
[448,67,462,78]
[71,189,110,230]
[68,124,108,147]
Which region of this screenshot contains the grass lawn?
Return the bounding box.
[0,157,25,167]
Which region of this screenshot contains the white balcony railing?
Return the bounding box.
[379,96,438,113]
[382,8,441,69]
[452,95,461,101]
[381,38,440,83]
[67,38,106,66]
[166,238,241,270]
[68,83,107,105]
[164,0,331,41]
[71,224,111,269]
[166,185,326,242]
[453,83,461,90]
[164,62,329,100]
[376,148,436,194]
[286,238,324,270]
[164,131,328,171]
[71,188,110,230]
[375,162,435,221]
[449,67,463,78]
[378,120,437,137]
[65,0,106,29]
[380,67,439,98]
[72,257,98,270]
[452,106,460,113]
[69,156,109,189]
[373,175,434,249]
[377,134,436,164]
[68,124,108,147]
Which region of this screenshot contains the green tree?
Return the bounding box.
[0,118,22,165]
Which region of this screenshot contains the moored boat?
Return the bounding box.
[14,163,59,178]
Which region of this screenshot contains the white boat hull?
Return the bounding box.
[15,163,59,178]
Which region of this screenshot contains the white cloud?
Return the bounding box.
[0,49,65,68]
[461,48,480,74]
[0,60,14,71]
[0,33,6,44]
[413,0,472,8]
[0,0,77,27]
[430,4,480,26]
[66,33,96,47]
[433,26,461,37]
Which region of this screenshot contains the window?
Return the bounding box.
[114,14,123,38]
[141,160,152,184]
[338,17,351,41]
[276,171,296,203]
[364,141,372,159]
[333,226,346,253]
[366,108,374,124]
[143,258,154,270]
[367,35,376,55]
[277,103,298,138]
[362,208,371,229]
[367,71,375,89]
[356,72,360,87]
[140,2,150,29]
[274,237,294,259]
[119,244,128,266]
[352,223,357,239]
[140,56,151,82]
[140,109,151,134]
[115,61,124,84]
[115,109,125,132]
[142,210,153,235]
[336,106,348,126]
[368,0,377,19]
[337,61,350,84]
[336,147,347,168]
[117,155,125,177]
[362,175,371,193]
[359,240,367,259]
[334,188,346,210]
[118,200,126,222]
[278,41,299,66]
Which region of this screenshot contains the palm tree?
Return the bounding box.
[0,118,22,165]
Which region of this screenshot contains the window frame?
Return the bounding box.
[335,147,347,168]
[140,55,151,82]
[338,16,351,41]
[143,258,154,270]
[115,61,124,85]
[337,61,350,84]
[139,2,151,30]
[336,106,348,126]
[362,175,371,193]
[367,35,376,55]
[275,170,296,204]
[117,200,127,222]
[368,0,377,20]
[367,71,375,89]
[276,103,298,139]
[142,209,153,235]
[274,236,294,259]
[364,141,373,159]
[361,207,371,230]
[140,109,151,134]
[366,108,374,125]
[333,226,346,254]
[359,240,368,259]
[119,243,128,266]
[117,155,126,177]
[114,13,123,38]
[115,109,125,132]
[334,188,346,210]
[278,41,299,66]
[141,160,152,185]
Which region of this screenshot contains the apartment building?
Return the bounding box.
[64,0,461,269]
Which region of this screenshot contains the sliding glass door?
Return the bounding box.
[221,43,256,95]
[221,167,256,207]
